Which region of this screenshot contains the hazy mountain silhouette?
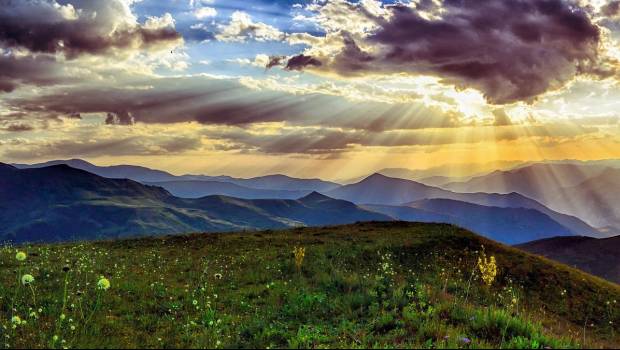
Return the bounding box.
[402,199,574,244]
[144,180,310,199]
[442,163,608,203]
[327,173,452,204]
[518,235,620,284]
[13,159,341,192]
[326,173,599,236]
[543,168,620,231]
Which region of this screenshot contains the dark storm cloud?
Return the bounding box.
[0,0,182,58]
[287,0,608,104]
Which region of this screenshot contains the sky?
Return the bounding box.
[1,0,620,180]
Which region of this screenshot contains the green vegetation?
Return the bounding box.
[1,222,618,348]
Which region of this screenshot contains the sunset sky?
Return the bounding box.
[1,0,620,180]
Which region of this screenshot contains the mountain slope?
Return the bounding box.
[517,235,620,284]
[404,199,574,244]
[3,222,618,348]
[0,164,387,243]
[145,180,310,199]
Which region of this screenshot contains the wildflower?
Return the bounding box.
[11,316,21,325]
[293,246,305,271]
[21,274,35,286]
[477,247,498,286]
[97,277,111,291]
[15,251,26,261]
[192,300,198,306]
[214,273,223,279]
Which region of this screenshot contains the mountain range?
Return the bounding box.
[326,173,599,237]
[441,163,620,231]
[13,159,340,192]
[0,163,388,243]
[1,160,609,246]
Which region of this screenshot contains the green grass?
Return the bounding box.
[1,222,618,348]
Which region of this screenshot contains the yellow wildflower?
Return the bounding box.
[293,246,305,272]
[477,247,498,286]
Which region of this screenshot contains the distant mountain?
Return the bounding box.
[327,173,452,205]
[13,159,183,183]
[517,235,620,284]
[226,174,340,192]
[13,159,342,192]
[144,180,310,199]
[0,164,387,243]
[417,175,472,187]
[404,199,574,244]
[326,173,599,236]
[544,169,620,231]
[442,163,608,204]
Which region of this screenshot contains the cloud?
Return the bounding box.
[2,75,465,132]
[280,0,610,104]
[1,133,204,159]
[0,122,34,132]
[285,54,323,71]
[193,7,217,19]
[105,111,136,125]
[602,1,620,18]
[492,109,513,126]
[215,11,284,42]
[0,53,76,92]
[0,0,182,58]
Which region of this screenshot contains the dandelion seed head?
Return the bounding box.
[97,277,111,291]
[21,274,35,286]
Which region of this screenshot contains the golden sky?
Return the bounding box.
[1,0,620,179]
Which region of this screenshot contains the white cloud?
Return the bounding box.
[193,7,217,19]
[215,11,284,42]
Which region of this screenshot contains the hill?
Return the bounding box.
[518,235,620,284]
[2,222,618,348]
[0,164,387,243]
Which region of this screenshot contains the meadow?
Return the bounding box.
[1,222,618,349]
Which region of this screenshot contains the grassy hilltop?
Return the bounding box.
[1,222,618,349]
